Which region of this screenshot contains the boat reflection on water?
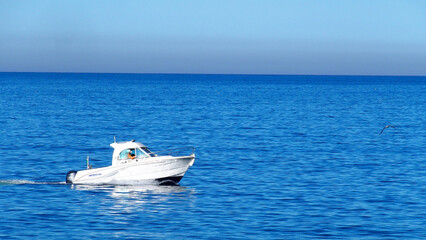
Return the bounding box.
[70,183,196,213]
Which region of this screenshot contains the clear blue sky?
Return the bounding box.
[0,0,425,75]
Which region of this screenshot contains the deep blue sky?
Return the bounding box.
[1,0,425,75]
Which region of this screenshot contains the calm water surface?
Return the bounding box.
[0,73,425,239]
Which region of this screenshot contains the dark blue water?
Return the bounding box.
[0,73,425,239]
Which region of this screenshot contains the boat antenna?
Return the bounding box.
[86,156,92,169]
[114,136,116,143]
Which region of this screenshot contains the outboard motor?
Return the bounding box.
[66,170,77,184]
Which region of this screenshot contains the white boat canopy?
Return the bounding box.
[110,140,146,153]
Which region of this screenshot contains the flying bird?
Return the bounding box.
[379,125,396,135]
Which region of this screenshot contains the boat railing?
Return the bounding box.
[148,146,195,157]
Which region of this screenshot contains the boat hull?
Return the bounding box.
[67,155,194,185]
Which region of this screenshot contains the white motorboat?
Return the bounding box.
[66,140,195,185]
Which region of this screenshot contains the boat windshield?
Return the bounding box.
[135,148,149,158]
[142,147,156,157]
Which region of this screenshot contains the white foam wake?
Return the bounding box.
[0,179,66,185]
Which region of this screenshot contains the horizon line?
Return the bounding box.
[0,71,425,78]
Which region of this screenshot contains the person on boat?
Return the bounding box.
[128,149,136,159]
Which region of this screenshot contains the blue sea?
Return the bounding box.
[0,72,425,239]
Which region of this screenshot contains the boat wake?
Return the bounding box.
[0,179,66,185]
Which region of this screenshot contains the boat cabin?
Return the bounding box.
[110,140,156,166]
